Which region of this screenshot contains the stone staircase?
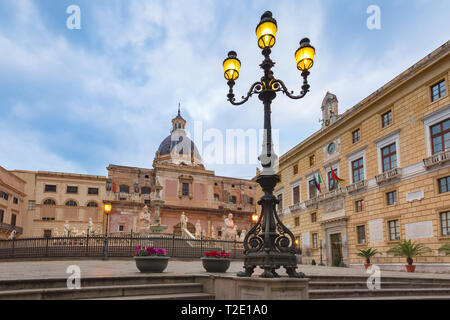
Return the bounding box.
[0,275,214,300]
[308,275,450,300]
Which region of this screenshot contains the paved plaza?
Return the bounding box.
[1,259,450,281]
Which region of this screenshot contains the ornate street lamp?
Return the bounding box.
[251,214,259,226]
[223,11,315,278]
[103,203,112,261]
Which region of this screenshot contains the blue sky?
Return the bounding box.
[0,0,449,179]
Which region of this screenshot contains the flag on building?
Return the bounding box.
[313,172,322,192]
[330,168,344,184]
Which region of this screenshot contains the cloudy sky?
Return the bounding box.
[0,0,449,179]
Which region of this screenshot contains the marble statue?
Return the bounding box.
[63,220,70,236]
[54,227,59,237]
[195,220,202,239]
[8,229,16,240]
[180,212,188,230]
[81,231,87,237]
[223,213,236,241]
[240,229,246,242]
[88,217,94,235]
[141,205,151,229]
[232,225,238,241]
[71,227,78,236]
[211,225,217,240]
[96,223,101,235]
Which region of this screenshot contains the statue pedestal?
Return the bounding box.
[149,225,168,234]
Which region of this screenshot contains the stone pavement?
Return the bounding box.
[1,258,450,281]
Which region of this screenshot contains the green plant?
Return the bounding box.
[332,258,341,267]
[387,240,431,265]
[311,259,316,265]
[356,248,378,264]
[438,242,450,255]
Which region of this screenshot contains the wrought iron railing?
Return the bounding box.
[423,150,450,168]
[0,235,244,260]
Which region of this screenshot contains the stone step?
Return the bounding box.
[0,275,198,291]
[85,292,215,300]
[0,283,203,300]
[307,276,450,284]
[309,288,450,299]
[309,281,450,290]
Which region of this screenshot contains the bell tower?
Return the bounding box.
[321,92,339,129]
[171,103,186,132]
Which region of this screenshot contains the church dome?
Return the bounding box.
[157,134,201,159]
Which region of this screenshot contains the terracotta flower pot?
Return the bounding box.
[364,264,372,270]
[201,257,231,273]
[406,264,416,273]
[134,256,169,273]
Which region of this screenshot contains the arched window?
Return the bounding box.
[43,199,56,206]
[65,200,78,207]
[141,187,151,195]
[87,201,98,207]
[120,185,130,193]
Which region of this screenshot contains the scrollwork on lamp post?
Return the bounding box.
[223,11,315,278]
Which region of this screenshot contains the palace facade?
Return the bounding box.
[0,166,25,238]
[256,41,450,272]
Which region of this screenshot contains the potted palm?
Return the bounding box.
[438,242,450,255]
[387,240,431,273]
[201,251,231,273]
[357,248,378,269]
[134,246,169,273]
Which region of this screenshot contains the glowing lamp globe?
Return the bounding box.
[295,38,315,71]
[223,51,241,81]
[256,11,277,49]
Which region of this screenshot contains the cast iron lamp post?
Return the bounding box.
[223,11,315,278]
[103,203,112,261]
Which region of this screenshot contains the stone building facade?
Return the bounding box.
[0,166,25,239]
[256,41,450,272]
[105,109,257,238]
[12,171,107,238]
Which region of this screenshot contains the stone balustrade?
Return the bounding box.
[375,167,402,184]
[423,150,450,168]
[346,179,367,193]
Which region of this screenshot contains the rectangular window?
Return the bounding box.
[67,186,78,194]
[355,199,364,212]
[431,80,446,102]
[441,211,450,236]
[120,185,129,194]
[386,191,397,206]
[327,169,339,191]
[43,230,52,238]
[119,225,124,232]
[430,118,450,155]
[388,220,400,241]
[0,209,3,223]
[249,197,254,205]
[230,195,237,204]
[144,199,151,205]
[357,225,366,244]
[311,212,317,223]
[13,197,18,204]
[293,164,299,175]
[293,186,300,205]
[182,183,189,196]
[214,194,220,201]
[28,201,36,211]
[277,194,283,212]
[88,188,99,195]
[381,143,397,172]
[352,157,364,183]
[11,214,16,227]
[352,129,361,143]
[308,180,317,199]
[45,185,57,192]
[312,233,318,248]
[382,110,392,128]
[294,216,300,227]
[0,191,9,200]
[438,176,450,194]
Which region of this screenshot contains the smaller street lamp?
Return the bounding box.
[103,203,112,261]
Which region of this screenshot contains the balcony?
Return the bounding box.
[305,197,319,208]
[289,202,306,213]
[318,186,347,202]
[0,222,23,234]
[375,167,402,185]
[423,150,450,169]
[346,180,367,193]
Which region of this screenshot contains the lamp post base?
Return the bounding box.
[237,251,305,278]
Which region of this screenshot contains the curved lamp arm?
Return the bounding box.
[227,80,264,106]
[271,71,310,100]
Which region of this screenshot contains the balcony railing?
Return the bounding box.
[375,167,402,184]
[318,186,346,202]
[346,180,367,193]
[289,202,306,213]
[305,197,319,208]
[0,222,23,234]
[423,150,450,168]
